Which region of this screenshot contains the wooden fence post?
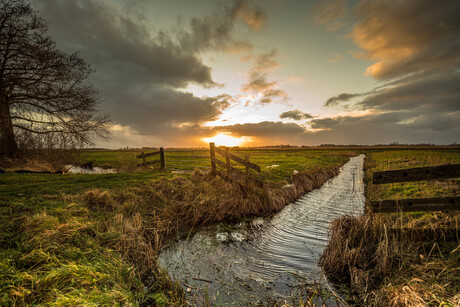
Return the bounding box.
[159,147,165,170]
[225,147,231,179]
[210,142,216,174]
[141,152,146,166]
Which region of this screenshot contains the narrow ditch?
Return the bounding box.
[159,154,365,305]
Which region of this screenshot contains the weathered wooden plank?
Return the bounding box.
[213,158,263,187]
[213,146,227,156]
[214,146,261,172]
[214,158,227,169]
[210,142,216,173]
[368,197,460,213]
[136,151,160,159]
[137,160,161,167]
[373,164,460,184]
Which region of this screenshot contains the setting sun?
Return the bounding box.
[202,132,247,147]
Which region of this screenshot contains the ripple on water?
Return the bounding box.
[159,155,365,305]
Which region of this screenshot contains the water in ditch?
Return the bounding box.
[159,154,365,305]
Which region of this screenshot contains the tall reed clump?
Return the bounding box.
[145,166,341,233]
[319,213,460,306]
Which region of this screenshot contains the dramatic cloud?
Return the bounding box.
[325,92,364,107]
[209,121,309,145]
[322,0,460,144]
[353,0,460,79]
[357,74,460,113]
[29,0,459,147]
[178,0,267,52]
[280,110,314,120]
[311,0,349,31]
[32,0,266,146]
[241,50,288,104]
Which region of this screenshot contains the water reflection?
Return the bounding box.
[65,165,116,174]
[159,155,365,305]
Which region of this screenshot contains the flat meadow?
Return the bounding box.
[321,147,460,306]
[1,146,459,305]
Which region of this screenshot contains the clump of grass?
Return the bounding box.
[319,214,460,306]
[81,189,113,210]
[0,205,143,306]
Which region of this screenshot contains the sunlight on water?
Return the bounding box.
[159,155,366,305]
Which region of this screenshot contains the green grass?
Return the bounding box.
[78,148,356,183]
[0,203,145,306]
[364,149,460,201]
[5,147,458,305]
[0,147,356,306]
[320,148,460,306]
[76,149,144,169]
[0,171,171,203]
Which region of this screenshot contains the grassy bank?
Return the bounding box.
[1,148,354,305]
[320,149,460,306]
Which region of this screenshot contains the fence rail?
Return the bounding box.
[137,148,165,169]
[213,146,261,172]
[210,142,262,186]
[373,164,460,184]
[136,144,263,187]
[368,197,460,213]
[368,163,460,213]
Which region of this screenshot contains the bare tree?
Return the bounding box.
[0,0,110,158]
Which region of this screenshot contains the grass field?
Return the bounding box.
[77,147,356,182]
[0,147,356,306]
[321,148,460,306]
[365,149,460,201]
[1,147,459,306]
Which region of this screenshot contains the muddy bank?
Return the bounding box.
[159,155,365,305]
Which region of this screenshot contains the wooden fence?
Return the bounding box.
[137,144,263,186]
[136,148,165,169]
[209,142,262,186]
[368,163,460,213]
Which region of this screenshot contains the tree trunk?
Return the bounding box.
[0,95,18,158]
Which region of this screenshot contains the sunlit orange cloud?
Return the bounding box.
[202,132,251,147]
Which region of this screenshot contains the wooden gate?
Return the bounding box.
[368,164,460,213]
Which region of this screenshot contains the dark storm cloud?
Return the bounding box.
[279,110,314,120]
[108,89,231,135]
[33,0,214,87]
[353,0,460,80]
[217,121,305,137]
[32,0,266,144]
[178,0,267,52]
[242,51,288,104]
[357,74,460,113]
[324,92,363,107]
[321,0,460,144]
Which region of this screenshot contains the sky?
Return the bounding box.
[31,0,460,147]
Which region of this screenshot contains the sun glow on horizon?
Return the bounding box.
[202,132,249,147]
